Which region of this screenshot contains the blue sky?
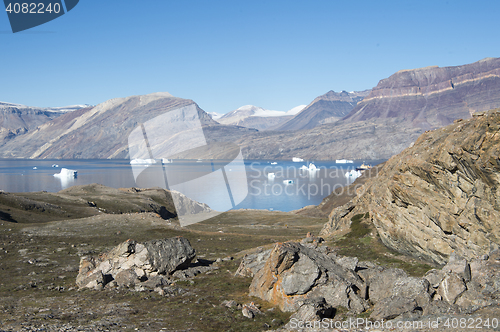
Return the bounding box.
[1,0,499,114]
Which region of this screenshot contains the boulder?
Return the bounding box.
[234,248,272,278]
[367,267,407,304]
[391,277,431,308]
[249,242,366,313]
[76,237,195,290]
[423,269,445,288]
[438,273,467,304]
[442,252,471,282]
[370,296,417,320]
[284,298,334,328]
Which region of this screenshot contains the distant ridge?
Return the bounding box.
[344,57,500,130]
[273,90,370,131]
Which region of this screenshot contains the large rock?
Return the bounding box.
[249,242,367,313]
[370,296,418,320]
[438,273,467,304]
[234,248,272,278]
[366,267,407,304]
[76,237,195,289]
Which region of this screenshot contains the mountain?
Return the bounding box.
[207,112,223,120]
[0,102,86,144]
[321,108,500,264]
[344,57,500,130]
[0,92,223,159]
[272,90,370,131]
[229,57,500,160]
[216,105,305,131]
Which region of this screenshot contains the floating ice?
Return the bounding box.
[54,168,77,178]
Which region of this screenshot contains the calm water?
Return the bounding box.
[0,159,384,212]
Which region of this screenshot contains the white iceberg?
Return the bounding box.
[336,159,354,164]
[292,157,304,162]
[54,168,77,178]
[267,172,276,179]
[344,170,362,179]
[130,158,157,165]
[283,179,294,184]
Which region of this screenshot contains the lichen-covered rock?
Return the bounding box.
[234,248,272,278]
[249,242,366,313]
[76,237,195,289]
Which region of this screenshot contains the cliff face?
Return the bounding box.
[344,58,500,130]
[321,108,500,264]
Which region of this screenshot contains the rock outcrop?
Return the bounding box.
[246,239,500,328]
[321,108,500,264]
[76,237,195,290]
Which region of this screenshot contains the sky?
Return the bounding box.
[1,0,500,115]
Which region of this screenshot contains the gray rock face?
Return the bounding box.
[249,241,366,313]
[370,296,418,320]
[284,298,335,328]
[76,237,195,290]
[367,268,408,304]
[234,248,272,278]
[391,277,431,308]
[250,241,500,328]
[438,273,467,304]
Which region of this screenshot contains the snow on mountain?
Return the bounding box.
[208,112,223,120]
[285,105,307,116]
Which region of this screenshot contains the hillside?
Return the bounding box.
[321,108,500,264]
[344,57,500,129]
[273,90,369,131]
[0,93,225,159]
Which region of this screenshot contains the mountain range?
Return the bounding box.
[1,57,500,160]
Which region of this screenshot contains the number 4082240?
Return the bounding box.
[5,2,62,14]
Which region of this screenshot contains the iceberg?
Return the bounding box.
[344,169,362,179]
[130,158,157,165]
[283,179,294,184]
[300,163,318,171]
[336,159,354,164]
[267,172,276,179]
[292,157,304,162]
[54,168,77,178]
[270,162,278,165]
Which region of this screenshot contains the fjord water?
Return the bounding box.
[0,159,384,212]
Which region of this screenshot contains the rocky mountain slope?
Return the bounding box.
[0,102,85,144]
[344,57,500,130]
[273,90,369,131]
[216,105,303,131]
[321,108,500,265]
[0,93,230,159]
